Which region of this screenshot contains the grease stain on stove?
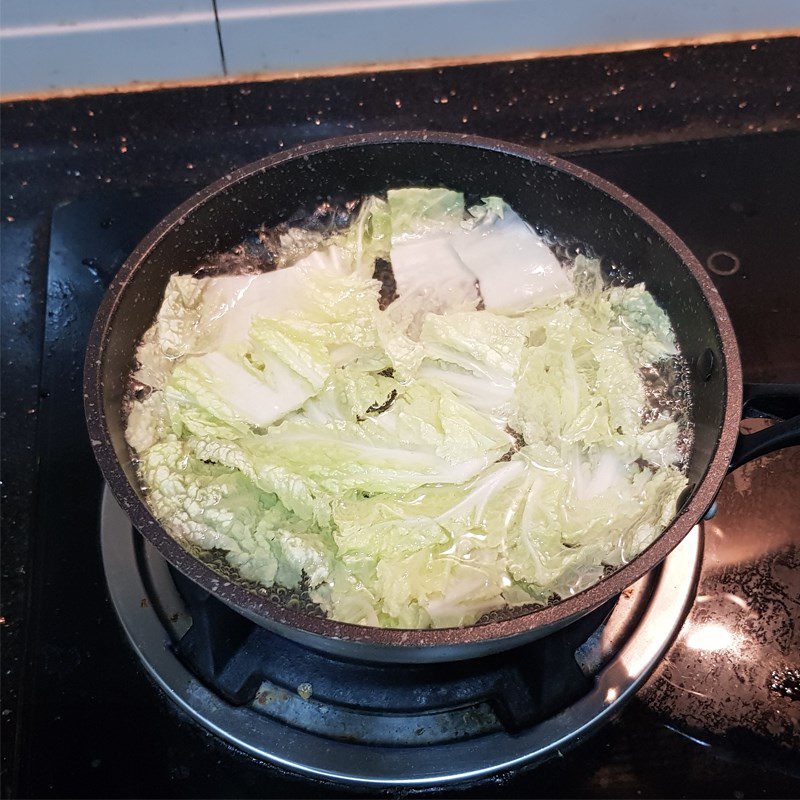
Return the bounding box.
[296,682,313,700]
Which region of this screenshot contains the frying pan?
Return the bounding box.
[85,131,800,663]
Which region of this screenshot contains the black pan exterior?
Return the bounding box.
[85,132,742,662]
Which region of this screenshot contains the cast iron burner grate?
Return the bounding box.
[171,565,612,737]
[102,487,702,786]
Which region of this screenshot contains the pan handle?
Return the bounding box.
[728,383,800,472]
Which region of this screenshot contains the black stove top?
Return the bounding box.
[2,37,799,798]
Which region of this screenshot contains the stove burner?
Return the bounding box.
[170,564,615,736]
[101,487,701,786]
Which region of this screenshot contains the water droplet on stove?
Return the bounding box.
[769,668,800,700]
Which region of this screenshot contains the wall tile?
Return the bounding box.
[1,1,222,96]
[216,0,800,74]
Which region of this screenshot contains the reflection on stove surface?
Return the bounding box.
[641,438,800,750]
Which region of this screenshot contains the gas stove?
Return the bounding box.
[6,131,797,798]
[2,40,799,798]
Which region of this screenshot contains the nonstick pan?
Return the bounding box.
[85,132,800,663]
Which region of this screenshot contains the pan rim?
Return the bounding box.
[84,130,742,649]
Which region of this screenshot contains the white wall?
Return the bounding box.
[2,0,799,97]
[0,1,223,96]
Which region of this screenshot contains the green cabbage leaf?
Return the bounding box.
[126,190,688,630]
